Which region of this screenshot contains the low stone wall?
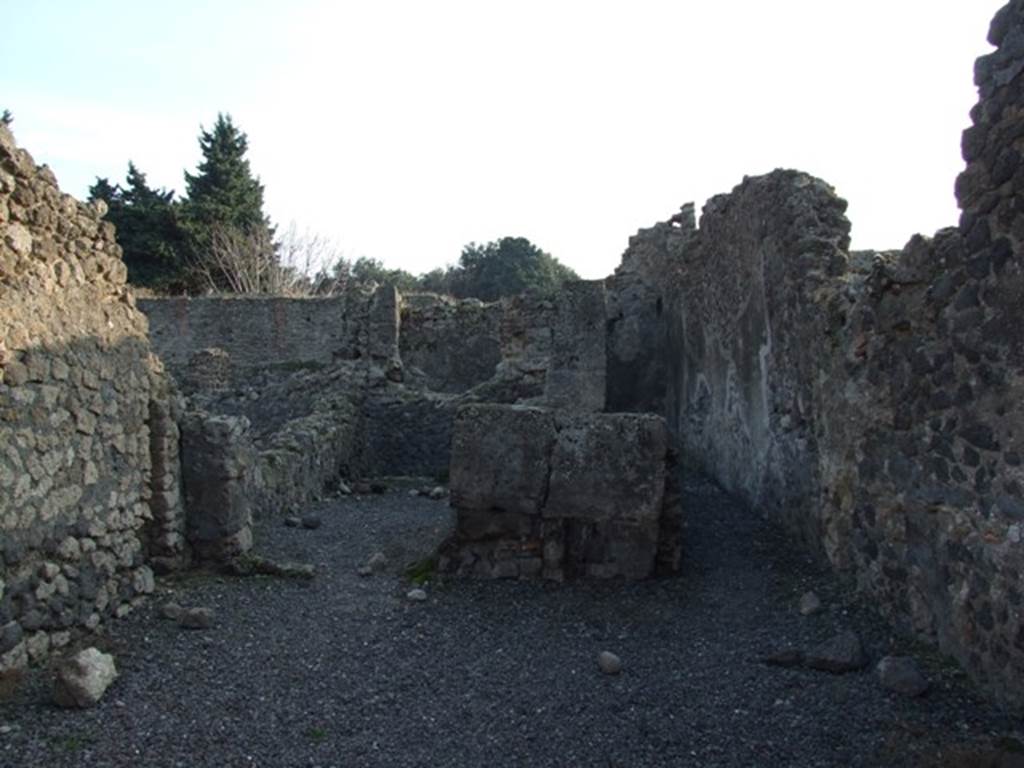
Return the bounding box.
[256,386,364,516]
[0,125,183,670]
[441,404,681,580]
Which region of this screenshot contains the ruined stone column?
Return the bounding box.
[180,411,256,562]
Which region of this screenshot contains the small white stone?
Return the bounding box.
[598,651,622,675]
[799,590,823,616]
[406,588,428,602]
[53,648,118,708]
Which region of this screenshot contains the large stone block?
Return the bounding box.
[547,412,667,523]
[449,404,555,516]
[443,404,680,580]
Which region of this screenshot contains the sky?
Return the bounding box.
[0,0,1008,279]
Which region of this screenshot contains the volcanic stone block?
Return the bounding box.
[449,404,555,519]
[547,412,667,523]
[443,404,680,580]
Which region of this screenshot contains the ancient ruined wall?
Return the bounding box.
[606,207,694,414]
[0,125,182,670]
[665,172,850,547]
[399,293,502,393]
[139,293,369,374]
[658,1,1024,706]
[361,391,458,479]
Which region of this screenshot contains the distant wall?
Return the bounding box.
[399,293,502,393]
[139,294,367,373]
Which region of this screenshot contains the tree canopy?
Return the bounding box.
[445,236,578,301]
[90,114,580,299]
[88,163,189,291]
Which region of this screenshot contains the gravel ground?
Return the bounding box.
[1,473,1022,768]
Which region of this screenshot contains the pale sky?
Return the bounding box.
[1,0,1007,279]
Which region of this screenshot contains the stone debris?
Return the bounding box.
[53,648,117,708]
[406,588,428,602]
[160,602,183,621]
[178,608,215,630]
[799,591,823,616]
[597,651,623,675]
[428,486,446,500]
[805,631,868,674]
[222,555,316,580]
[877,656,929,697]
[301,515,322,530]
[284,516,301,528]
[359,552,389,577]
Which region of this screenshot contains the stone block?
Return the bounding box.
[547,412,667,523]
[443,405,680,580]
[449,404,555,516]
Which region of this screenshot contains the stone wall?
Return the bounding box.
[139,293,370,374]
[544,280,608,412]
[360,390,458,480]
[606,206,694,414]
[0,125,183,670]
[399,293,502,393]
[665,171,850,548]
[657,0,1024,706]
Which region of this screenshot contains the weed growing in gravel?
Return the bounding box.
[404,555,438,586]
[51,733,95,753]
[306,726,327,743]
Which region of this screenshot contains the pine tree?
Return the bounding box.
[181,113,274,289]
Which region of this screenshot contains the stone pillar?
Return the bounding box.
[544,280,607,412]
[180,411,256,562]
[145,375,189,572]
[368,285,402,382]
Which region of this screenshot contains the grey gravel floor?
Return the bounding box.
[1,473,1022,768]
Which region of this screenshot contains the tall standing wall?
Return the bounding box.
[0,125,184,670]
[656,1,1024,706]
